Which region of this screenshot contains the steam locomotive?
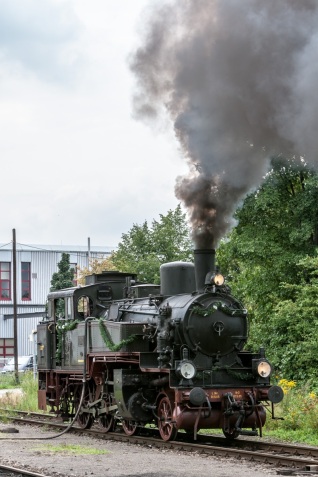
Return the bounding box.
[37,249,283,441]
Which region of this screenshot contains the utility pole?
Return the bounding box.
[12,228,19,384]
[87,237,91,271]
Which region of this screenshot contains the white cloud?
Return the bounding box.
[0,0,187,247]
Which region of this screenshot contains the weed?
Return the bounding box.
[0,372,39,412]
[264,380,318,443]
[0,374,21,390]
[34,443,109,455]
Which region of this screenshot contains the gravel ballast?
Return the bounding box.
[0,423,280,477]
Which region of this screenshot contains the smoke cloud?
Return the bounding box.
[130,0,318,248]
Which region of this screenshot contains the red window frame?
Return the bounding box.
[0,338,14,358]
[0,262,11,300]
[21,262,31,300]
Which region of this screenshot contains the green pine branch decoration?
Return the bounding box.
[192,303,247,317]
[98,318,137,351]
[56,319,81,363]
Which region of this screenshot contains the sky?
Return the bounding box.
[0,0,187,248]
[2,1,318,251]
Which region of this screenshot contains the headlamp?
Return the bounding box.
[205,271,225,287]
[252,359,272,378]
[257,361,272,378]
[213,274,225,286]
[177,360,197,380]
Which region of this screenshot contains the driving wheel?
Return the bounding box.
[76,385,94,429]
[122,419,139,436]
[157,396,178,441]
[98,396,116,433]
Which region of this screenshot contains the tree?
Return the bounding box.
[217,157,318,379]
[268,255,318,382]
[111,205,193,283]
[77,255,117,285]
[151,205,194,263]
[50,253,74,291]
[76,205,193,285]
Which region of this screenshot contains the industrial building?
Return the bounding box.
[0,241,113,360]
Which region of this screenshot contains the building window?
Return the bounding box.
[0,262,11,300]
[21,262,31,300]
[70,263,77,286]
[0,338,14,358]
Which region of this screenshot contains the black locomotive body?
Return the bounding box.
[37,249,283,441]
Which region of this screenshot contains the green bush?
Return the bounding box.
[265,379,318,445]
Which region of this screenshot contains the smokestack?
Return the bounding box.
[194,249,215,291]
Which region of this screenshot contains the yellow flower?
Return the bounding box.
[278,379,297,393]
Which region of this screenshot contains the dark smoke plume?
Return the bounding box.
[130,0,318,248]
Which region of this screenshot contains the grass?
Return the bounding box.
[34,443,109,455]
[263,428,318,446]
[0,373,22,390]
[0,371,38,411]
[262,379,318,445]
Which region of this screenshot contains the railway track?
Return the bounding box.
[0,463,51,477]
[1,411,318,475]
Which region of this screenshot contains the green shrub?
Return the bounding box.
[265,379,318,444]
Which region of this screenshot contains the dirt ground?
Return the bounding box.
[0,422,281,477]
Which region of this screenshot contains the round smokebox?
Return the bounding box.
[160,261,195,296]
